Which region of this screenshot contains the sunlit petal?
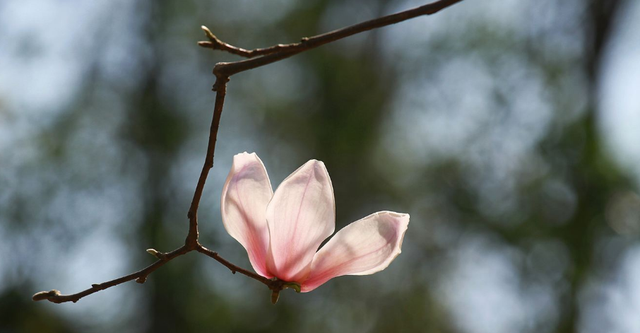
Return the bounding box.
[266,160,335,282]
[221,152,273,278]
[301,211,409,292]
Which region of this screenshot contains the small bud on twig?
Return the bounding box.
[271,290,280,304]
[146,248,166,260]
[201,26,217,42]
[32,289,60,301]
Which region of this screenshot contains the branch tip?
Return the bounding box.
[32,289,60,302]
[271,290,280,304]
[201,26,216,42]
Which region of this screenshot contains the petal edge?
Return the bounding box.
[301,211,409,292]
[221,152,273,278]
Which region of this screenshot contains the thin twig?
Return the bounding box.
[32,246,190,303]
[185,76,229,249]
[201,0,462,77]
[33,0,463,304]
[199,28,285,58]
[196,244,272,285]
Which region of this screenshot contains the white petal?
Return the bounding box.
[266,160,335,282]
[301,211,409,292]
[221,152,273,278]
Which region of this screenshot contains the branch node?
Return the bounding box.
[185,235,199,250]
[136,276,147,284]
[212,74,230,91]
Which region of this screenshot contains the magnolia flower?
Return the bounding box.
[221,152,409,299]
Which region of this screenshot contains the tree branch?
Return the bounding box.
[198,29,285,58]
[32,246,190,303]
[33,0,462,304]
[185,76,229,249]
[200,0,462,77]
[196,244,272,285]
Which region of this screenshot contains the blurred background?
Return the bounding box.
[1,0,639,332]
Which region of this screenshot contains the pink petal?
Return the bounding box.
[266,160,335,282]
[221,152,273,278]
[301,211,409,292]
